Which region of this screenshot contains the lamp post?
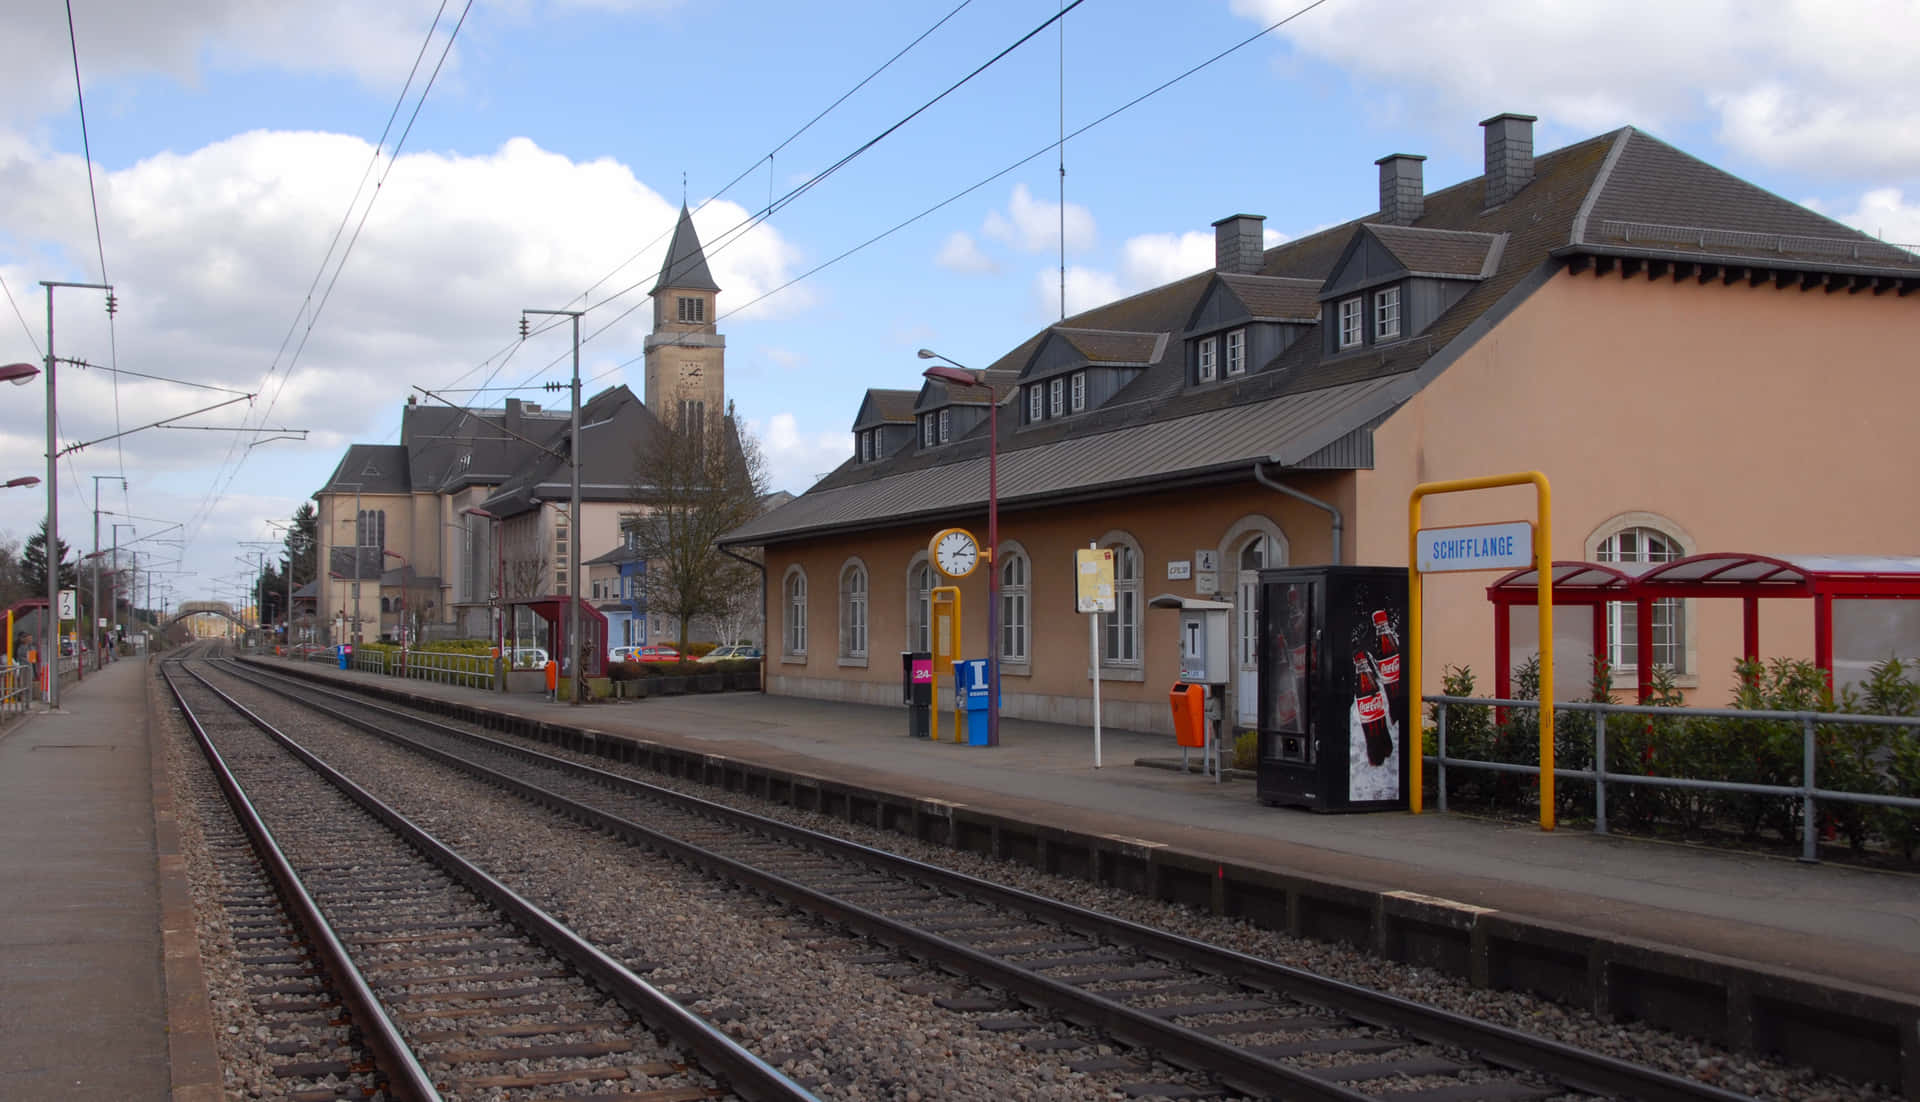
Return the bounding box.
[462,506,506,692]
[4,476,39,489]
[918,348,1000,747]
[112,521,135,655]
[266,519,297,648]
[36,281,114,709]
[91,475,127,670]
[520,307,584,707]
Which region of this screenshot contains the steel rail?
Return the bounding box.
[159,660,441,1102]
[220,658,1756,1102]
[179,662,818,1102]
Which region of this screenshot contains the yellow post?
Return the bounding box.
[932,586,960,742]
[1409,472,1554,830]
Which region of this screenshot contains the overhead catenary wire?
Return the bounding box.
[63,0,130,495]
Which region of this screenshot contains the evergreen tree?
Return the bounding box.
[21,519,78,596]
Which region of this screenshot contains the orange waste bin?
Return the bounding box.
[1169,682,1206,748]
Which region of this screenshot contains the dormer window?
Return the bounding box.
[859,431,871,462]
[1374,287,1401,341]
[1070,371,1086,412]
[676,296,705,323]
[1049,378,1064,417]
[1198,336,1217,382]
[1028,385,1042,423]
[937,408,951,443]
[1225,329,1246,376]
[921,415,936,447]
[1338,297,1363,349]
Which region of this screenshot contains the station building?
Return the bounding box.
[722,113,1920,735]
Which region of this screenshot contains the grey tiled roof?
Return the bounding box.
[318,445,411,496]
[1367,225,1500,277]
[1056,329,1162,364]
[651,204,720,294]
[1215,275,1321,322]
[852,388,917,429]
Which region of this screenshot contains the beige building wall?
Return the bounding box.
[768,475,1348,734]
[1354,269,1920,704]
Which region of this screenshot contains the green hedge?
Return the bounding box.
[1426,656,1920,862]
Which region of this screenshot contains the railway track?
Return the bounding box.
[205,656,1761,1102]
[161,657,815,1102]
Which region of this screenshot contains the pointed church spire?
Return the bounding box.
[651,204,720,295]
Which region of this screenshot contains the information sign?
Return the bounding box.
[1415,521,1534,574]
[57,589,76,620]
[1075,548,1114,613]
[1166,560,1191,580]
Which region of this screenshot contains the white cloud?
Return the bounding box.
[1806,188,1920,250]
[751,412,847,494]
[983,183,1096,254]
[1119,231,1214,288]
[1230,0,1920,179]
[1032,265,1125,321]
[0,129,805,490]
[935,231,996,274]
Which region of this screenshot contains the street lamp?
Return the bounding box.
[918,348,1001,748]
[462,506,506,692]
[1,363,39,385]
[4,476,38,489]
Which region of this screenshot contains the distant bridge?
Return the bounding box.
[163,601,250,631]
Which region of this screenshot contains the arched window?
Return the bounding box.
[839,560,868,662]
[999,545,1029,667]
[1595,523,1686,673]
[1098,531,1143,668]
[907,556,932,653]
[783,566,808,657]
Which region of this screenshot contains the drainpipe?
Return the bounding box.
[1253,461,1342,564]
[719,545,766,693]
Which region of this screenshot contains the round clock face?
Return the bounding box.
[932,528,979,578]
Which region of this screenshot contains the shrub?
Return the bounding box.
[1232,729,1258,771]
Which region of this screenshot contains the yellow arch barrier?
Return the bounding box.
[1408,472,1555,830]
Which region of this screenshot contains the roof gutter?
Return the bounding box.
[1253,461,1342,564]
[719,545,766,693]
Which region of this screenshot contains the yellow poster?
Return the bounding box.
[1074,548,1114,613]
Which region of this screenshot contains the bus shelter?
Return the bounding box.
[1489,553,1920,702]
[1485,561,1641,702]
[506,595,608,678]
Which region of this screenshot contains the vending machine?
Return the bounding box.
[1255,565,1409,812]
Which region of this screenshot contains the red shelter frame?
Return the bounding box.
[1488,553,1920,702]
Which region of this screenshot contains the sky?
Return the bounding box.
[1,0,1916,611]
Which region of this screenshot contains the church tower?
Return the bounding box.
[644,204,725,434]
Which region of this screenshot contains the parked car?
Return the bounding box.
[632,644,683,664]
[508,646,550,668]
[608,645,643,664]
[699,645,763,663]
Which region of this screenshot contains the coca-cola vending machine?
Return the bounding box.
[1255,565,1409,812]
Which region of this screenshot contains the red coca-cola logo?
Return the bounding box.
[1357,692,1386,722]
[1377,653,1400,683]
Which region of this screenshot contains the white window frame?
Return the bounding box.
[906,557,932,654]
[1374,287,1401,341]
[937,407,951,443]
[1096,531,1144,675]
[1338,297,1363,349]
[1225,329,1246,376]
[1594,523,1688,676]
[859,431,870,462]
[1070,371,1086,412]
[1197,336,1217,382]
[838,559,868,665]
[999,544,1030,670]
[1028,385,1043,423]
[1049,377,1064,417]
[921,415,936,447]
[783,566,807,658]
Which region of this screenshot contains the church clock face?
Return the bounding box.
[931,527,979,578]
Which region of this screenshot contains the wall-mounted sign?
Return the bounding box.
[1195,549,1219,572]
[1166,560,1191,580]
[1075,548,1114,613]
[1415,521,1534,573]
[1194,570,1219,594]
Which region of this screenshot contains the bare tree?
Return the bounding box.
[628,402,767,656]
[504,553,549,601]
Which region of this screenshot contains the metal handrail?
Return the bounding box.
[0,662,30,714]
[396,649,495,690]
[1424,694,1920,862]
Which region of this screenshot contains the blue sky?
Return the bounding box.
[1,0,1916,608]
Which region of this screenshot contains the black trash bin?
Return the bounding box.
[901,650,932,738]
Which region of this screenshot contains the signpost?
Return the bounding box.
[1408,473,1553,829]
[1076,546,1115,766]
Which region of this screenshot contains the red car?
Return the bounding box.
[633,644,682,664]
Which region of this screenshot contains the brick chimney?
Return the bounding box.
[1211,213,1266,275]
[1481,113,1537,208]
[1375,154,1425,225]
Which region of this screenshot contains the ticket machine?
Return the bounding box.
[1149,594,1232,779]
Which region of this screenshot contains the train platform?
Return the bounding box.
[255,657,1920,1004]
[0,656,210,1100]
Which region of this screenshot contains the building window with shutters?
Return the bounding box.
[676,296,704,323]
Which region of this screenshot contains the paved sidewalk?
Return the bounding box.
[270,657,1920,1000]
[0,658,170,1100]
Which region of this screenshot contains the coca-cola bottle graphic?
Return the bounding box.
[1372,610,1400,687]
[1286,587,1308,676]
[1354,649,1393,767]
